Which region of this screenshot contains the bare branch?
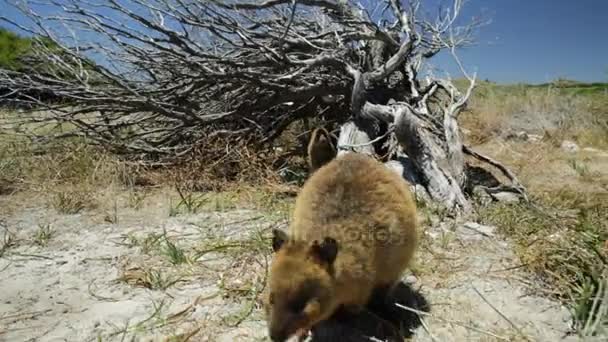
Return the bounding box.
[463,145,528,200]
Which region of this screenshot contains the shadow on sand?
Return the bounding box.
[309,281,430,342]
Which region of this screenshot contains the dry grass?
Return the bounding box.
[0,226,17,257]
[479,186,607,335]
[0,117,300,219]
[0,136,122,214]
[159,133,308,192]
[50,187,98,214]
[162,235,190,265]
[468,114,608,337]
[0,136,130,217]
[461,82,608,148]
[0,139,119,188]
[458,81,608,337]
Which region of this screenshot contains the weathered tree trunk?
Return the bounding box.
[333,47,525,213]
[335,97,527,213]
[392,105,470,211]
[336,107,470,211]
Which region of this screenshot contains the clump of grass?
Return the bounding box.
[580,274,608,339]
[164,327,203,342]
[0,228,16,257]
[169,185,208,216]
[122,232,164,255]
[18,140,113,186]
[198,229,269,327]
[168,188,250,216]
[194,228,271,262]
[176,185,207,213]
[479,189,607,335]
[33,223,53,246]
[567,158,598,183]
[50,188,96,214]
[141,233,163,254]
[220,279,263,327]
[117,266,182,290]
[568,158,590,177]
[127,190,147,209]
[163,235,188,265]
[103,200,119,224]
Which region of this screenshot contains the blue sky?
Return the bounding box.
[1,0,607,84]
[441,0,608,84]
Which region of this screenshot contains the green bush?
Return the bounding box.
[0,27,33,71]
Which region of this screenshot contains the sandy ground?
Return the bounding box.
[0,191,276,342]
[0,182,579,342]
[6,137,608,342]
[412,220,575,341]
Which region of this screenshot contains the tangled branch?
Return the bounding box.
[0,0,485,159]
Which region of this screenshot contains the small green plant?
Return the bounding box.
[163,235,188,265]
[571,276,601,331]
[122,233,140,248]
[194,228,269,261]
[439,229,455,249]
[141,233,163,254]
[34,223,53,246]
[170,185,207,215]
[579,273,608,338]
[0,28,33,70]
[0,147,19,195]
[568,158,592,180]
[144,269,182,290]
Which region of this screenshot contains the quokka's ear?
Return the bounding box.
[309,237,338,264]
[307,127,336,172]
[272,229,289,252]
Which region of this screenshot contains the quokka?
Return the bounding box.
[264,131,417,342]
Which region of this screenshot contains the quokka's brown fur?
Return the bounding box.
[306,127,336,172]
[264,147,418,342]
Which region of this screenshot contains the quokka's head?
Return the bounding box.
[264,228,339,342]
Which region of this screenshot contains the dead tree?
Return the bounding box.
[0,0,526,212]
